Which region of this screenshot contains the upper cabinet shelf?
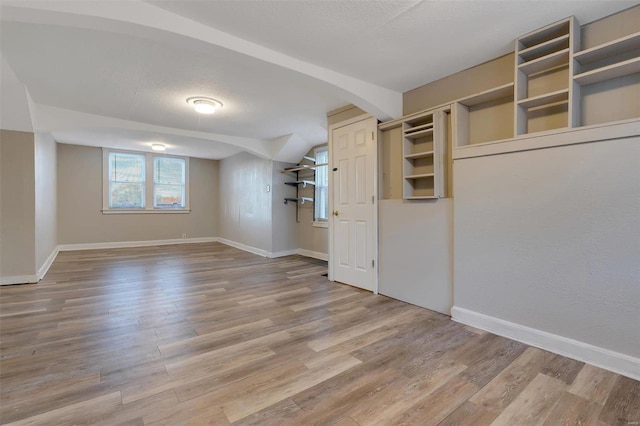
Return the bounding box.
[518,49,570,75]
[519,34,570,62]
[574,31,640,64]
[574,57,640,86]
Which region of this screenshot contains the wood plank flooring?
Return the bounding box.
[0,242,638,425]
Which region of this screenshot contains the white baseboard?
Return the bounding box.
[297,248,328,261]
[216,238,268,257]
[0,275,39,285]
[37,247,60,280]
[451,306,640,381]
[57,237,219,252]
[268,249,299,258]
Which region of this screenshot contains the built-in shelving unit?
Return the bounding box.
[515,16,579,135]
[381,13,640,184]
[401,109,446,199]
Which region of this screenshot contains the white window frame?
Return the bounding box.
[102,148,190,214]
[313,145,329,228]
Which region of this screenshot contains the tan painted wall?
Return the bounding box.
[34,133,57,272]
[0,130,36,278]
[57,143,218,244]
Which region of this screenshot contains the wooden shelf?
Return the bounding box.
[404,196,437,200]
[458,83,514,107]
[574,56,640,86]
[284,180,315,187]
[518,48,569,75]
[519,34,570,62]
[403,128,434,139]
[404,151,434,159]
[517,89,569,109]
[404,173,435,179]
[518,18,570,49]
[574,31,640,64]
[284,197,313,205]
[281,163,328,173]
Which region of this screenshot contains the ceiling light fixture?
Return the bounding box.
[151,143,166,152]
[186,97,223,114]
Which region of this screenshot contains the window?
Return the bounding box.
[103,149,189,213]
[154,157,186,208]
[314,146,329,225]
[108,152,145,208]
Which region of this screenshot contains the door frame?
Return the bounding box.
[327,113,379,294]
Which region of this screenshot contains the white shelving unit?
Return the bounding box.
[401,109,447,199]
[515,16,579,135]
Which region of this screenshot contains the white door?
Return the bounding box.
[329,116,377,292]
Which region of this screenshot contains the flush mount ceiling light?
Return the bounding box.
[186,97,223,114]
[151,143,166,152]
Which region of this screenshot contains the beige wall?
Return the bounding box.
[403,54,514,116]
[34,133,57,272]
[0,130,36,279]
[217,151,273,251]
[57,143,217,244]
[327,105,368,127]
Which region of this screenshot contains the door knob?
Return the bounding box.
[332,210,339,216]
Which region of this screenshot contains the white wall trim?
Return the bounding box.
[451,306,640,381]
[37,247,60,280]
[268,249,299,258]
[216,238,268,257]
[1,275,39,285]
[297,248,328,261]
[452,118,640,160]
[57,237,219,252]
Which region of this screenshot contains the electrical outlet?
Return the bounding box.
[182,233,187,239]
[266,184,271,192]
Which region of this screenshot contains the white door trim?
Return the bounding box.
[328,113,379,294]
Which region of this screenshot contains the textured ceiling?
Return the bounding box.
[0,0,636,160]
[149,0,637,92]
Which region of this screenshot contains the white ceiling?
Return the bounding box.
[0,0,635,160]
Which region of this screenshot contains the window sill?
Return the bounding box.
[313,221,328,228]
[102,209,191,215]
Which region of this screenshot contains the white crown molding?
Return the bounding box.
[451,306,640,381]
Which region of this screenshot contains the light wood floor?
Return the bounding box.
[0,243,638,425]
